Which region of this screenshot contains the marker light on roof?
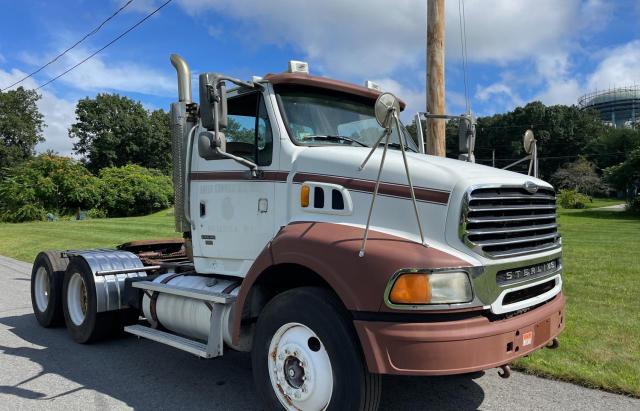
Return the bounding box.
[288,60,309,74]
[365,80,381,91]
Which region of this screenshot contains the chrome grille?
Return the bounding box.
[460,185,560,258]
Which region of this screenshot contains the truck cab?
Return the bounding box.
[30,56,564,411]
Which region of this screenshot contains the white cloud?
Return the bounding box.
[475,82,523,109]
[45,50,175,96]
[18,45,175,96]
[172,0,609,79]
[0,68,77,156]
[587,40,640,91]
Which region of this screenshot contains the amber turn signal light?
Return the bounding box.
[300,185,310,207]
[389,273,431,304]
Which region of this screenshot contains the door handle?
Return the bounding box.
[200,201,206,217]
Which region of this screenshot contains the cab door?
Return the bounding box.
[190,90,277,277]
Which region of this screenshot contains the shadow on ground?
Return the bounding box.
[0,313,485,410]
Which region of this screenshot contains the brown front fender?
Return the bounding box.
[231,222,471,345]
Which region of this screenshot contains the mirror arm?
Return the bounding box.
[213,147,258,176]
[216,75,263,91]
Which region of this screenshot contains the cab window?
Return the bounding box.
[224,92,273,166]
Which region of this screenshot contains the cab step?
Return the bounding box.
[125,325,213,358]
[132,280,236,303]
[126,280,235,358]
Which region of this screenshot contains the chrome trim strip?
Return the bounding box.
[490,273,562,314]
[467,223,558,236]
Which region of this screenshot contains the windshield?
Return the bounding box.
[277,89,418,151]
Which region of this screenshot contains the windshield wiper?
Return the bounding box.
[379,142,418,153]
[303,135,368,147]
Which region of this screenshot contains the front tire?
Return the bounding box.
[252,287,381,411]
[31,251,68,327]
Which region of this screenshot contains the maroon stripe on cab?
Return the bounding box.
[292,172,450,205]
[190,171,288,182]
[190,171,450,204]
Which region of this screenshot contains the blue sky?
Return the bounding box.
[1,0,639,155]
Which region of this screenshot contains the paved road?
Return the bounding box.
[1,255,638,410]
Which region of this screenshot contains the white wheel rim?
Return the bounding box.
[268,322,333,410]
[34,267,50,312]
[67,272,88,326]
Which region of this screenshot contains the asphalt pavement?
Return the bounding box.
[1,255,638,410]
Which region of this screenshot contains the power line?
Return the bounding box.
[34,0,173,91]
[1,0,134,91]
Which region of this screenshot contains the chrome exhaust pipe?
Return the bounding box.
[170,54,191,103]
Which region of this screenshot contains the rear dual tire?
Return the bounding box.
[62,257,138,343]
[31,251,69,327]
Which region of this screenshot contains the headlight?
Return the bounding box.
[388,271,473,305]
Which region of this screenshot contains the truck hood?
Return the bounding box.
[289,146,551,193]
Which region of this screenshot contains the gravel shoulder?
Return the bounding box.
[0,255,638,410]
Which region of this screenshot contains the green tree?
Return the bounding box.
[605,148,640,192]
[69,94,171,174]
[585,127,640,171]
[98,164,173,217]
[0,87,45,171]
[0,154,101,222]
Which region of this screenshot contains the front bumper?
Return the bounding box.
[355,293,565,376]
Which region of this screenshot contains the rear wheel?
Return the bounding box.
[31,251,68,327]
[252,287,381,410]
[62,258,126,343]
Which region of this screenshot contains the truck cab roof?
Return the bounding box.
[262,72,406,110]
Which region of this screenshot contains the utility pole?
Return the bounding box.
[426,0,446,156]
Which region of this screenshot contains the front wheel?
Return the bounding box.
[251,287,381,411]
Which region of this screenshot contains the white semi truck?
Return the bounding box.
[30,55,564,410]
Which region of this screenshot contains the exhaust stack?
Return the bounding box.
[170,54,192,103]
[169,54,195,233]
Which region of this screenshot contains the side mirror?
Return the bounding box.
[199,73,228,132]
[457,115,476,163]
[198,130,227,160]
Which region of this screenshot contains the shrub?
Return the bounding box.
[97,165,173,217]
[86,208,108,219]
[551,157,607,196]
[0,154,101,222]
[557,189,591,209]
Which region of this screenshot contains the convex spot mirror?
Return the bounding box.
[523,129,535,154]
[198,130,226,160]
[199,73,228,133]
[375,92,401,128]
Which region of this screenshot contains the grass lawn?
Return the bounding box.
[0,209,179,262]
[0,202,638,396]
[516,204,640,397]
